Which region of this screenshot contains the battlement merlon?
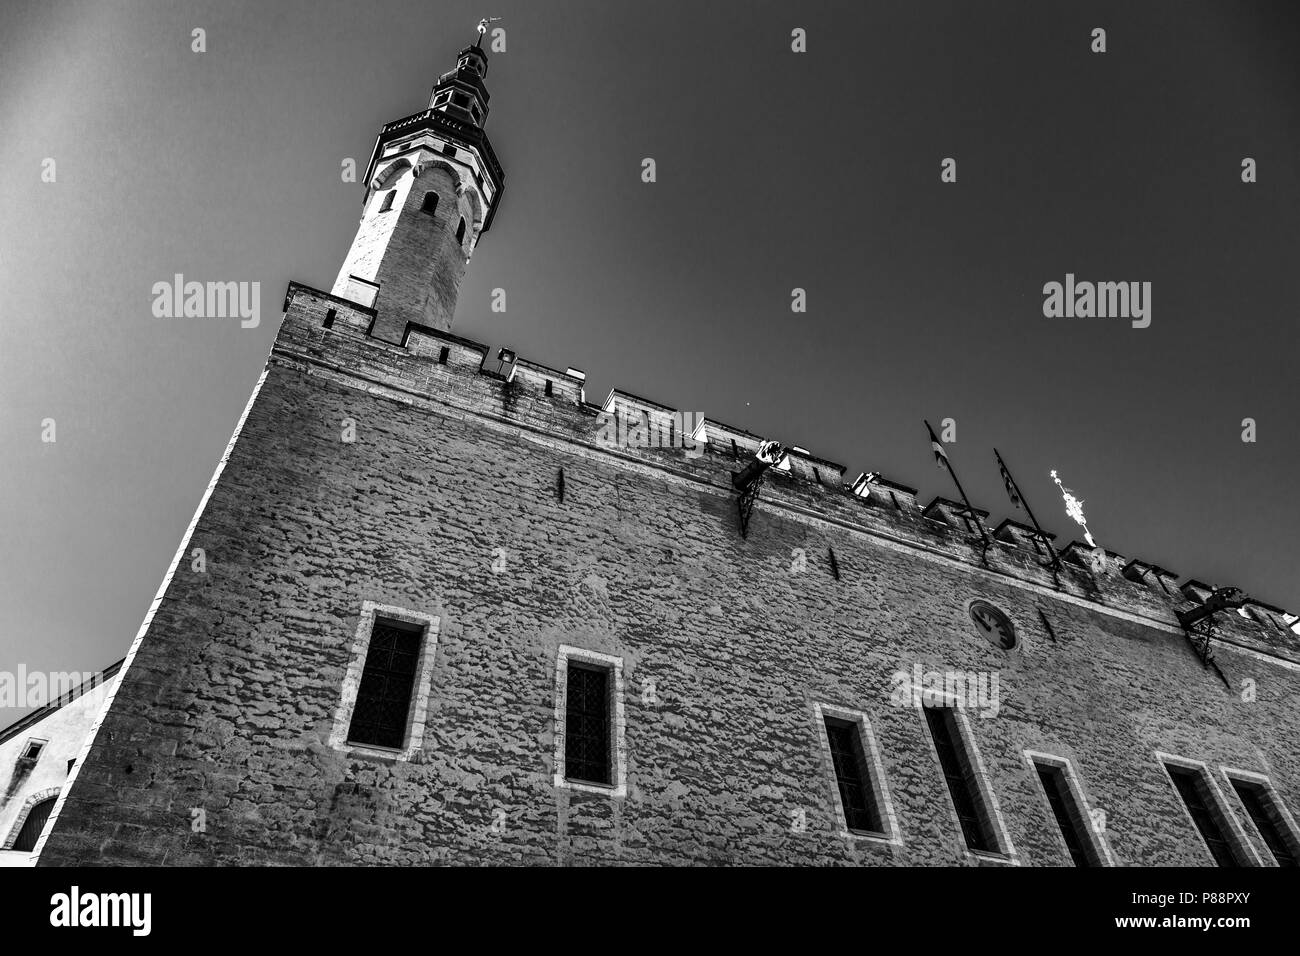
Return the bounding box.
[271,281,1300,661]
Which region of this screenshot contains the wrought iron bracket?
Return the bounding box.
[1179,613,1234,690]
[1184,619,1217,665]
[737,474,764,539]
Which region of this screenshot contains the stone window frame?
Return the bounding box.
[328,601,441,762]
[1156,751,1260,866]
[913,690,1018,865]
[552,645,627,798]
[2,786,61,851]
[1023,750,1114,866]
[812,702,900,845]
[18,737,48,763]
[1219,766,1300,867]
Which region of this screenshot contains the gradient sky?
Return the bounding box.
[2,0,1298,722]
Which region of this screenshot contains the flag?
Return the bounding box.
[995,448,1060,571]
[924,421,989,550]
[927,420,949,470]
[1051,469,1096,547]
[998,456,1021,508]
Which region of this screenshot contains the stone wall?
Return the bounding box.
[37,289,1300,866]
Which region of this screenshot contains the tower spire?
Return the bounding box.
[329,37,506,340]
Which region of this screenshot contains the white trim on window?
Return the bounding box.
[553,645,626,798]
[1156,752,1259,866]
[1220,766,1300,867]
[813,702,900,845]
[328,601,440,761]
[914,690,1017,864]
[1023,750,1114,866]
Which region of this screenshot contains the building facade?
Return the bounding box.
[37,37,1300,867]
[1,661,120,866]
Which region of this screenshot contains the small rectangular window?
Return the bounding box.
[924,706,1000,854]
[554,646,626,796]
[330,603,440,760]
[1230,777,1297,867]
[456,218,467,244]
[20,740,45,762]
[824,717,883,833]
[437,346,449,365]
[346,617,424,750]
[564,664,611,785]
[378,190,396,213]
[323,308,336,329]
[1166,763,1244,866]
[421,192,438,215]
[442,144,456,157]
[1033,760,1101,866]
[544,380,553,396]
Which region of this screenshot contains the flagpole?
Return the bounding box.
[925,420,990,549]
[994,447,1061,572]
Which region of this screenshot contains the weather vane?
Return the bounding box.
[477,16,502,35]
[1050,469,1097,548]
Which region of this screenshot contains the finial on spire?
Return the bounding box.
[476,16,502,47]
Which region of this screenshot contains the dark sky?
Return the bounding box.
[3,0,1299,716]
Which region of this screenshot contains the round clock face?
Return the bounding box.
[969,600,1017,650]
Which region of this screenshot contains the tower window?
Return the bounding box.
[442,144,456,157]
[1228,775,1298,867]
[825,719,878,832]
[421,192,438,216]
[323,308,336,329]
[1164,761,1249,866]
[1032,757,1104,866]
[923,705,1003,855]
[553,646,626,796]
[346,618,423,750]
[471,104,482,122]
[437,346,449,365]
[544,380,553,396]
[452,92,470,108]
[378,190,396,213]
[456,218,467,245]
[565,664,610,785]
[826,720,889,836]
[329,602,441,760]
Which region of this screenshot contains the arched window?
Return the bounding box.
[456,218,466,245]
[11,795,57,852]
[421,192,438,216]
[378,190,396,213]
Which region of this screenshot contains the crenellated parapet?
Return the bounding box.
[274,281,1300,665]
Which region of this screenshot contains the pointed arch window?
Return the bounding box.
[456,218,467,245]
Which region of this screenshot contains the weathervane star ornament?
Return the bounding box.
[1051,469,1097,549]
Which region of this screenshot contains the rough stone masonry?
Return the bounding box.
[36,284,1300,866]
[36,33,1300,868]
